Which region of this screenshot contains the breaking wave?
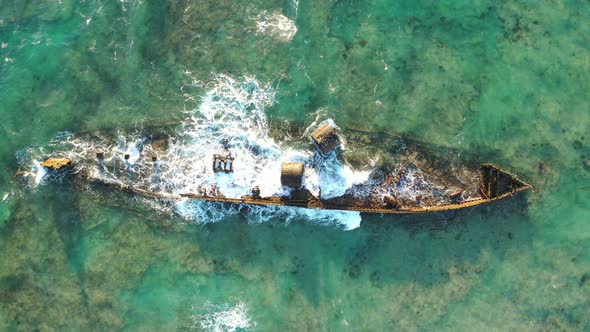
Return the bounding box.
[18,74,367,230]
[169,74,364,230]
[190,300,254,332]
[254,10,297,42]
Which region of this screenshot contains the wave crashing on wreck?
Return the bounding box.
[18,74,367,230]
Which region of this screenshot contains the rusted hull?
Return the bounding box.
[21,125,533,215]
[77,163,531,214]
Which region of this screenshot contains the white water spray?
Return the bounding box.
[20,74,367,230]
[254,10,297,42]
[190,300,254,332]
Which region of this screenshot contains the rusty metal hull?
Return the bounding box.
[24,125,533,215]
[76,163,531,214]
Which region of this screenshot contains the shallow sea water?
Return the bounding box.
[1,0,589,330]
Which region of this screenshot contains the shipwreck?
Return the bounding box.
[19,123,531,215]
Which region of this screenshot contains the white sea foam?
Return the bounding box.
[247,204,362,230]
[161,74,285,199]
[166,75,365,229]
[255,11,297,42]
[176,200,361,230]
[190,301,254,332]
[20,74,368,230]
[32,160,47,186]
[302,118,370,199]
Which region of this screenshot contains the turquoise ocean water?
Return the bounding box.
[1,0,589,330]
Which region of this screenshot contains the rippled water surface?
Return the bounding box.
[1,0,589,330]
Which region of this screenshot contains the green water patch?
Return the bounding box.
[0,194,89,330]
[0,1,187,162]
[438,168,590,330]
